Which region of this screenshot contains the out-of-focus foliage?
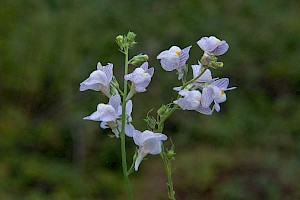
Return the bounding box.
[1,0,300,199]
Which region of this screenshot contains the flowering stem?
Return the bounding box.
[160,144,176,200]
[156,67,208,200]
[157,106,177,200]
[157,105,178,132]
[121,46,133,200]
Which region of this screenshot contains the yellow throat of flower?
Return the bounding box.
[175,50,181,56]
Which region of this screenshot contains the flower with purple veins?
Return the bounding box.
[133,130,167,171]
[197,36,229,56]
[80,62,113,97]
[83,94,135,137]
[157,46,191,80]
[173,89,213,115]
[125,62,154,93]
[173,62,214,92]
[201,78,236,112]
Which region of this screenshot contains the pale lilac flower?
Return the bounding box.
[174,89,213,115]
[173,62,214,92]
[80,62,113,97]
[125,62,154,95]
[83,94,119,122]
[157,46,191,80]
[201,78,236,112]
[197,36,229,56]
[84,94,135,137]
[133,130,167,171]
[191,62,212,83]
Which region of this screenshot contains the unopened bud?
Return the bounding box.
[167,149,176,160]
[116,35,124,49]
[157,105,168,116]
[211,61,223,68]
[127,32,136,42]
[116,35,123,42]
[130,54,149,65]
[125,31,137,48]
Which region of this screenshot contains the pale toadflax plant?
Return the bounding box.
[80,32,236,200]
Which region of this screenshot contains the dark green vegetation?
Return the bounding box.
[1,0,300,199]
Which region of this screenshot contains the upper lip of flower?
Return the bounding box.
[197,36,229,55]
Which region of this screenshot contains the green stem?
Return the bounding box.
[121,46,133,200]
[157,105,178,132]
[156,67,208,200]
[181,66,207,89]
[160,144,176,200]
[157,106,177,200]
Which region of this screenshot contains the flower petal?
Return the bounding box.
[211,78,229,90]
[214,101,221,112]
[159,56,179,71]
[125,123,135,137]
[196,105,214,115]
[201,87,215,108]
[140,62,149,71]
[135,148,147,171]
[83,110,101,121]
[146,67,154,77]
[97,104,118,122]
[79,70,108,91]
[109,94,121,112]
[212,42,229,56]
[100,121,108,129]
[126,100,133,119]
[197,37,218,52]
[133,130,144,146]
[143,138,162,155]
[179,46,192,67]
[101,63,114,83]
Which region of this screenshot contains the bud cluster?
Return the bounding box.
[116,31,137,50]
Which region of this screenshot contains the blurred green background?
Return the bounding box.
[1,0,300,199]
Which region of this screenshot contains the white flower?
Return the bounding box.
[197,36,229,56]
[80,62,113,97]
[174,89,213,115]
[201,78,236,112]
[157,46,191,80]
[83,94,135,137]
[125,62,154,96]
[133,130,167,171]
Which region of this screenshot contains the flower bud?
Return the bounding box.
[130,54,149,65]
[125,31,137,48]
[209,53,218,62]
[144,115,157,131]
[166,149,176,160]
[157,105,168,117]
[211,61,223,68]
[111,76,119,88]
[116,35,123,42]
[116,35,124,49]
[126,31,136,42]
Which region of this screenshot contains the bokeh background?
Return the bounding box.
[1,0,300,199]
